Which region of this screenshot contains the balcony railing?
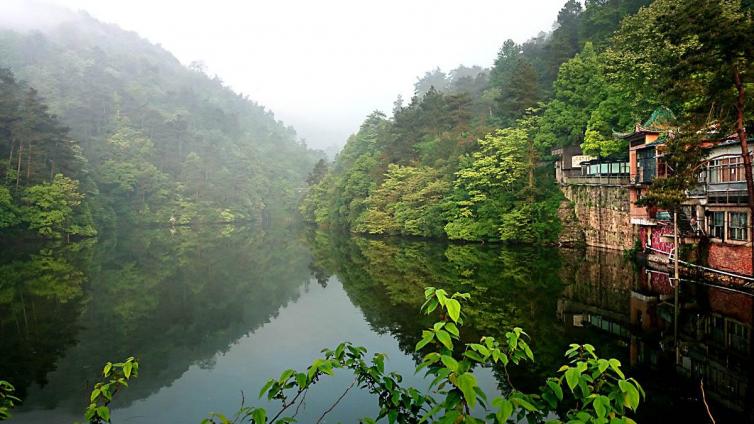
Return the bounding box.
[561,175,629,186]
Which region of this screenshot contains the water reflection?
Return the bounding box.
[3,224,313,417]
[2,228,753,422]
[557,247,754,421]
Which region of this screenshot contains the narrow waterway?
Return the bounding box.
[1,225,750,422]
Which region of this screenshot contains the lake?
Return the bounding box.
[1,224,752,423]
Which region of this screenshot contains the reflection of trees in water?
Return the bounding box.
[4,224,313,412]
[304,231,588,393]
[0,239,92,399]
[557,247,754,421]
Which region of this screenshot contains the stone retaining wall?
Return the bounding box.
[560,184,635,251]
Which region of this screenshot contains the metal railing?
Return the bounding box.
[561,175,629,186]
[647,245,754,287]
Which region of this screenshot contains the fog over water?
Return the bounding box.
[0,0,564,151]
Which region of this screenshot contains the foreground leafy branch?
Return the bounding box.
[84,357,139,423]
[0,381,20,421]
[0,289,642,423]
[200,287,643,424]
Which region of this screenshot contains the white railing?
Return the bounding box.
[646,245,754,286]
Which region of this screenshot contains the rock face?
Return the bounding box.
[560,184,636,251]
[557,200,586,247]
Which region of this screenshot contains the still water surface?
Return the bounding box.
[1,225,751,422]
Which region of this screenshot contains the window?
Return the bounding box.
[709,212,725,239]
[728,212,748,241]
[708,157,744,183]
[637,148,656,183]
[727,320,751,354]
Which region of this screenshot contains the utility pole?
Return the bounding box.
[673,210,680,364]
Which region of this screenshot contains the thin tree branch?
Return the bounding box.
[293,388,309,418]
[232,390,246,424]
[700,379,716,424]
[502,363,516,392]
[315,379,357,424]
[269,387,308,423]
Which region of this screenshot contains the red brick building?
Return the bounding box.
[698,139,753,275]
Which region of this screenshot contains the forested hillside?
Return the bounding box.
[0,7,321,237]
[301,0,753,243]
[0,68,95,238]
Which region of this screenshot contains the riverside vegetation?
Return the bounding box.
[300,0,754,244]
[0,287,644,423]
[2,0,751,422]
[0,9,322,240]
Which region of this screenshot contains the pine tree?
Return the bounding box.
[495,59,541,126]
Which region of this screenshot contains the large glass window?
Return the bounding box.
[637,148,656,182]
[727,320,751,354]
[709,211,725,239]
[728,212,748,241]
[708,157,744,183]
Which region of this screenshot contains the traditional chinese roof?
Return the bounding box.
[613,106,676,140]
[642,106,676,130]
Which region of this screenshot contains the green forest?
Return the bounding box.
[1,0,754,421]
[301,0,754,243]
[0,11,322,239]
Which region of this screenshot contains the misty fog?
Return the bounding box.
[0,0,563,151]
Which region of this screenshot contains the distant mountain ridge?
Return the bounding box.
[0,2,322,228]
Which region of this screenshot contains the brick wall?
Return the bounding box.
[648,223,674,253]
[709,287,753,323]
[560,184,636,250]
[709,243,752,276]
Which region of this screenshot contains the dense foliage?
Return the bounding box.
[300,0,655,242]
[302,0,754,243]
[0,10,321,237]
[0,68,95,238]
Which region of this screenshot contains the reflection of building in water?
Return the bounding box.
[557,247,637,333]
[674,287,752,413]
[558,247,754,417]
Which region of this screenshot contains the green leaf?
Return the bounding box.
[435,330,453,350]
[435,290,448,307]
[565,367,580,391]
[97,406,110,422]
[279,369,295,383]
[295,373,307,388]
[546,380,563,401]
[258,379,274,398]
[521,342,534,361]
[455,373,478,408]
[251,408,266,423]
[629,377,646,399]
[593,395,607,418]
[492,397,513,422]
[90,389,101,402]
[464,350,485,362]
[511,396,538,411]
[468,343,490,356]
[415,333,434,351]
[103,363,112,377]
[440,355,459,372]
[444,322,460,337]
[619,380,640,410]
[123,362,133,379]
[609,358,625,379]
[445,299,461,323]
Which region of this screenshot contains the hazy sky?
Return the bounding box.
[33,0,565,149]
